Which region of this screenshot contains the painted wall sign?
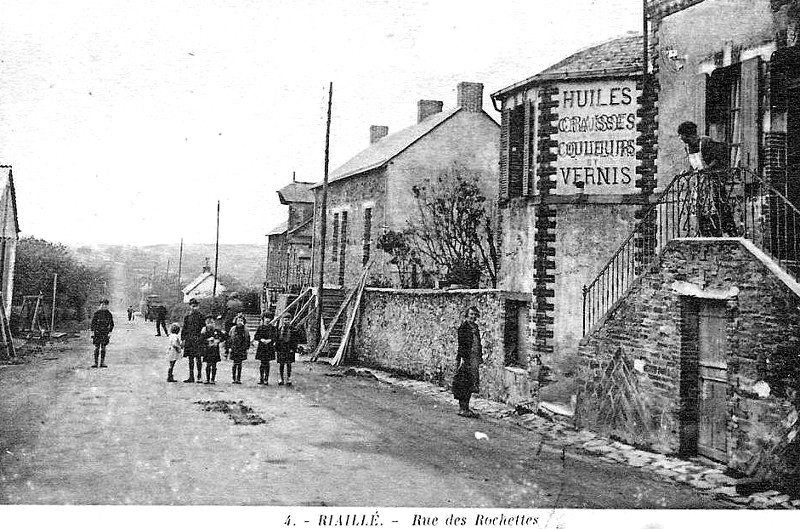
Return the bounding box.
[553,80,639,194]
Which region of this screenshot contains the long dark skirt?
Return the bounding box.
[452,361,479,401]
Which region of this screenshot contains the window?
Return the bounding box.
[706,65,741,167]
[331,213,339,262]
[362,207,372,265]
[503,300,529,367]
[508,104,526,197]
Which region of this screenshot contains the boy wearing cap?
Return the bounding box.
[90,299,114,368]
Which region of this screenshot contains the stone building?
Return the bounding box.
[311,82,500,290]
[490,34,646,410]
[574,0,800,487]
[265,179,314,300]
[0,166,19,318]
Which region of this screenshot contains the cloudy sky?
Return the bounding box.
[0,0,641,246]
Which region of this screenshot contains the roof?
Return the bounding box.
[277,181,315,204]
[310,107,462,189]
[182,272,213,295]
[0,166,21,236]
[266,220,288,236]
[492,34,643,98]
[287,216,313,236]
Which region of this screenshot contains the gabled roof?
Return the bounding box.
[266,220,288,236]
[0,166,21,236]
[492,34,643,98]
[287,216,313,236]
[311,107,462,189]
[182,272,212,295]
[277,181,315,204]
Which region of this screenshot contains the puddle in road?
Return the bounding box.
[195,400,267,425]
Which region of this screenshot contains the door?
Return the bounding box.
[697,302,729,462]
[338,211,348,286]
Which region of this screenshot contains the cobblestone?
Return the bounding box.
[367,368,798,510]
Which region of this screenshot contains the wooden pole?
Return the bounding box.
[177,237,183,287]
[314,82,333,344]
[213,200,220,297]
[50,273,57,333]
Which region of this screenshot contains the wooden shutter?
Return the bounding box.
[740,57,761,170]
[499,106,510,200]
[522,97,531,197]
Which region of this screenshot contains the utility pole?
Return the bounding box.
[50,274,57,333]
[177,237,183,288]
[314,82,333,344]
[213,200,220,297]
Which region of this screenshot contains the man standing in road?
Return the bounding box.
[90,299,114,369]
[127,305,134,322]
[181,299,206,383]
[155,304,169,336]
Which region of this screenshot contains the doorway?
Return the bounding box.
[680,298,729,462]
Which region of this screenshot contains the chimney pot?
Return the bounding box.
[457,82,484,112]
[417,100,444,123]
[370,125,389,144]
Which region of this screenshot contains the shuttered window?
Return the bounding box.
[331,212,339,262]
[508,104,525,197]
[739,57,760,170]
[362,207,372,266]
[499,107,510,200]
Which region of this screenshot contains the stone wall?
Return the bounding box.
[355,288,539,406]
[576,238,800,485]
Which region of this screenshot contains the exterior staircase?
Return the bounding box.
[583,166,800,337]
[319,287,346,355]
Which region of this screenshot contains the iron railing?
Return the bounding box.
[582,166,800,337]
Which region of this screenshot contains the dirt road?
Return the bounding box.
[0,267,732,507]
[0,323,733,507]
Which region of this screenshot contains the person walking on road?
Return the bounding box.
[202,316,223,384]
[275,312,298,386]
[155,304,169,336]
[227,315,250,384]
[181,299,206,383]
[127,305,134,322]
[453,306,482,418]
[254,312,277,385]
[166,323,182,382]
[90,299,114,369]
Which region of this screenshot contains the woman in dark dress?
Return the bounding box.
[453,306,482,418]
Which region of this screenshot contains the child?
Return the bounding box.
[253,312,277,385]
[227,315,251,384]
[166,323,182,382]
[275,312,298,386]
[201,316,222,384]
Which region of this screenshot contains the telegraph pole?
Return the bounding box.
[177,237,184,288]
[213,200,220,297]
[314,82,333,344]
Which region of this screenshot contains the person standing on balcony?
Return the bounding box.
[678,121,736,237]
[453,306,482,418]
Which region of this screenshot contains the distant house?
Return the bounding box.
[0,166,20,318]
[265,180,314,296]
[181,263,226,303]
[311,81,500,289]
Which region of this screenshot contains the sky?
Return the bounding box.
[0,0,642,246]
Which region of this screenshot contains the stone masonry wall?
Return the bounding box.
[576,239,800,484]
[355,288,539,405]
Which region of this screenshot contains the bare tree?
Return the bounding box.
[408,168,498,288]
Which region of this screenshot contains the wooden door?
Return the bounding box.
[697,302,729,462]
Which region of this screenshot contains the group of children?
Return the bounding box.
[166,311,301,386]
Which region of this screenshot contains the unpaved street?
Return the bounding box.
[0,320,731,508]
[0,267,730,507]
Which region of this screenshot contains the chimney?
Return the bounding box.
[457,81,484,112]
[370,125,389,144]
[417,100,443,123]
